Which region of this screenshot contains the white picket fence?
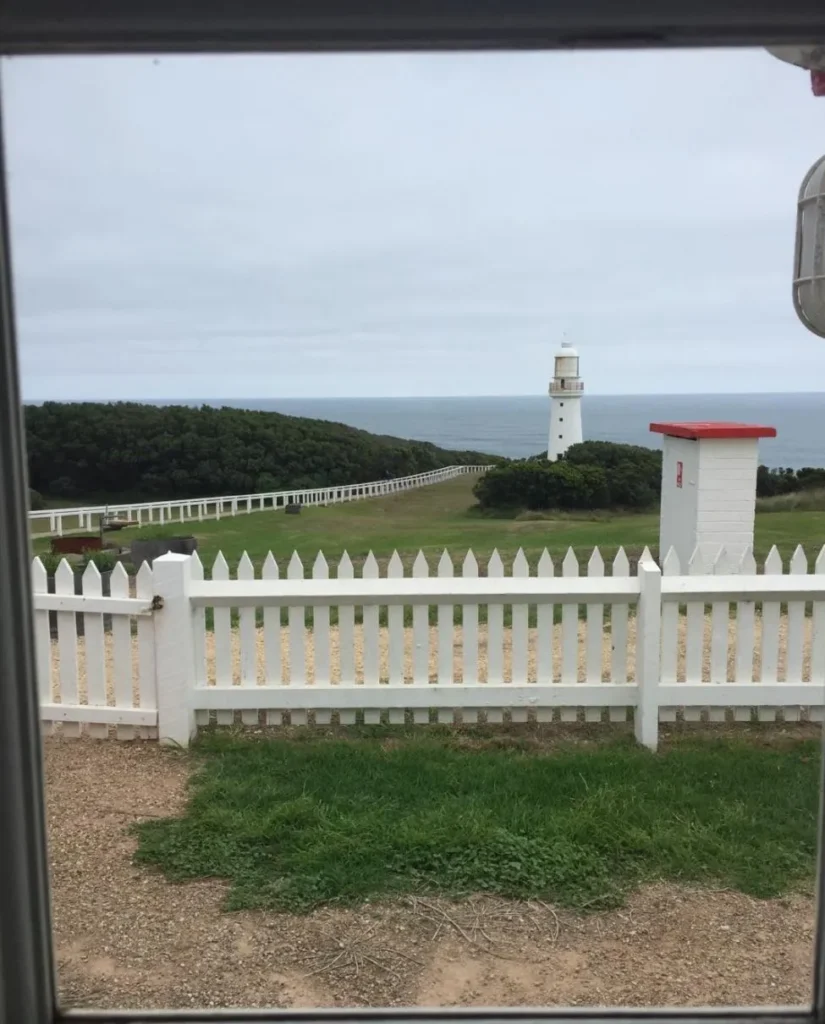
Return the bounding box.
[29,464,489,536]
[33,559,158,737]
[32,543,825,749]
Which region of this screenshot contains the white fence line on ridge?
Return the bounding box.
[30,464,490,537]
[33,542,825,749]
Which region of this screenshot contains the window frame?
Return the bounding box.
[2,3,825,1022]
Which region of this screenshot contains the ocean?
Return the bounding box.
[165,394,825,470]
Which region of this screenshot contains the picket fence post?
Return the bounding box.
[635,558,662,750]
[153,553,196,747]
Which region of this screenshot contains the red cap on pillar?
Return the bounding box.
[649,421,776,440]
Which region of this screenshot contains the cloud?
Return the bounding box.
[4,47,825,398]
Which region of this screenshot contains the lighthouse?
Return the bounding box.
[547,342,584,461]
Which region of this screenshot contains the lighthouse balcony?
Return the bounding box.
[549,380,584,395]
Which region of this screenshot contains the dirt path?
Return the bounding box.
[45,738,815,1011]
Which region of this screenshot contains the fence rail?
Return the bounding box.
[31,541,825,749]
[29,464,490,536]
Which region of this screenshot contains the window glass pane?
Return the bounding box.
[4,47,823,1013]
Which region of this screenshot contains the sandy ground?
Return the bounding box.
[191,615,810,687]
[47,613,812,731]
[46,738,816,1011]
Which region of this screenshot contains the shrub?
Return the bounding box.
[80,549,119,572]
[564,441,662,504]
[564,440,660,473]
[607,459,659,509]
[474,461,610,511]
[757,464,825,498]
[130,530,182,541]
[38,551,63,576]
[756,488,825,513]
[473,441,661,513]
[29,488,45,511]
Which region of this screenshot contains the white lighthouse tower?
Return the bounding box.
[547,342,584,461]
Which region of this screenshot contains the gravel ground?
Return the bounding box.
[46,738,816,1011]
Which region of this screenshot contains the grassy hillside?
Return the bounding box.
[34,473,825,573]
[25,401,498,504]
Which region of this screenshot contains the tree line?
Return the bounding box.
[756,465,825,498]
[475,440,825,514]
[25,402,499,503]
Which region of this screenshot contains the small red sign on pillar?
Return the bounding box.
[676,461,683,488]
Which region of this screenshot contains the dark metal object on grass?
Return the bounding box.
[129,536,198,570]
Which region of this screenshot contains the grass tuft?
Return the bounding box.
[133,732,820,914]
[757,489,825,514]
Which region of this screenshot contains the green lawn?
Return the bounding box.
[133,731,819,914]
[33,474,825,573]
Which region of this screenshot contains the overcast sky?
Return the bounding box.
[3,48,825,400]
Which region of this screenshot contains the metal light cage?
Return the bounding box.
[795,155,825,338]
[3,3,825,1024]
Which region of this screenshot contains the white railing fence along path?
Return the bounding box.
[30,464,490,536]
[32,543,825,749]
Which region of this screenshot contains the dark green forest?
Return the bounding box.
[25,402,498,502]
